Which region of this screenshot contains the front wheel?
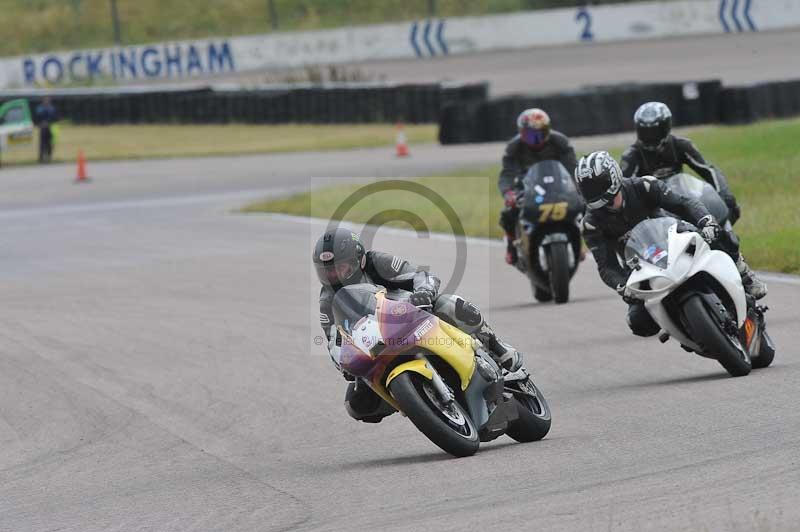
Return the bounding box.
[533,286,552,302]
[505,377,552,443]
[546,242,570,304]
[681,295,751,377]
[389,372,479,457]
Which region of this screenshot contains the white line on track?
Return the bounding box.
[0,189,291,219]
[266,213,800,285]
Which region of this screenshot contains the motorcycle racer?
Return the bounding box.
[575,151,766,337]
[498,108,578,265]
[620,102,742,224]
[313,227,524,422]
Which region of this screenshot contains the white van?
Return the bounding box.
[0,99,34,166]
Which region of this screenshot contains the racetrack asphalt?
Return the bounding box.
[0,137,798,531]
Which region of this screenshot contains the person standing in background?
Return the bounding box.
[34,97,58,163]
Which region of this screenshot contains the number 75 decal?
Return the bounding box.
[538,202,569,222]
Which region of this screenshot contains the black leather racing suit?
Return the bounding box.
[498,130,578,235]
[319,251,440,337]
[582,176,741,337]
[620,135,740,224]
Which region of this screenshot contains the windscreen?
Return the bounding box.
[331,283,379,333]
[624,218,676,269]
[522,160,576,194]
[664,173,729,223]
[0,100,30,126]
[519,160,583,220]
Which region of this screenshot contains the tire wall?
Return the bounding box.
[440,78,800,144]
[0,82,488,126]
[6,78,799,134]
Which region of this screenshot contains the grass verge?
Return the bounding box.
[0,123,437,165]
[243,118,800,273]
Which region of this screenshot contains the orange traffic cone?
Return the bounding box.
[395,123,410,157]
[75,150,89,183]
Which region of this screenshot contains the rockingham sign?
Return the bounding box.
[1,0,798,89]
[19,41,235,86]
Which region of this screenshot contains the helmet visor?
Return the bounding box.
[521,127,547,148]
[315,259,359,287]
[636,124,665,147]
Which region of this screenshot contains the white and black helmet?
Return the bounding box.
[574,151,623,210]
[634,102,672,148]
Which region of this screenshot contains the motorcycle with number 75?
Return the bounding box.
[513,160,584,303]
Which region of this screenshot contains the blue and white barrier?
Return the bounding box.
[0,0,798,88]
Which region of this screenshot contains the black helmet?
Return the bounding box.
[574,151,623,210]
[313,228,366,288]
[634,102,672,149]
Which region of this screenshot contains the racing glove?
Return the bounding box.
[409,288,436,307]
[503,189,518,208]
[697,215,720,244]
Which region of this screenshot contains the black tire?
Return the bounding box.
[533,285,552,302]
[752,328,776,369]
[389,372,479,458]
[547,242,570,304]
[682,295,751,377]
[506,378,552,443]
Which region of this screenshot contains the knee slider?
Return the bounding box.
[454,298,483,327]
[627,305,660,337]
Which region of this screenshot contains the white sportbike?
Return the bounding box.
[624,218,775,377]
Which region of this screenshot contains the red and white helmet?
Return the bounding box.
[516,108,551,148]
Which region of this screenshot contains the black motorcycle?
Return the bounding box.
[513,160,584,304]
[654,169,731,228]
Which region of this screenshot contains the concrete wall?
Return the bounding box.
[1,0,798,88]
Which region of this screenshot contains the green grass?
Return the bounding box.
[0,123,437,164]
[2,0,646,57]
[243,118,800,273]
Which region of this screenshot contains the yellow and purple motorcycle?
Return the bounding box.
[332,284,551,457]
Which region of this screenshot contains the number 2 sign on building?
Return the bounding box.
[575,6,594,42]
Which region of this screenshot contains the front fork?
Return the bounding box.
[385,356,455,406]
[430,369,455,404]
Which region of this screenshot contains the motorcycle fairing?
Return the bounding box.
[626,222,747,347]
[664,173,729,225]
[338,290,478,414]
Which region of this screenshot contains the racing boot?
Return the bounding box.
[737,255,767,300]
[476,326,523,372]
[504,233,518,265]
[344,381,396,423]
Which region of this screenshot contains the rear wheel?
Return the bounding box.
[547,242,570,304]
[389,372,479,457]
[681,295,751,377]
[505,377,552,443]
